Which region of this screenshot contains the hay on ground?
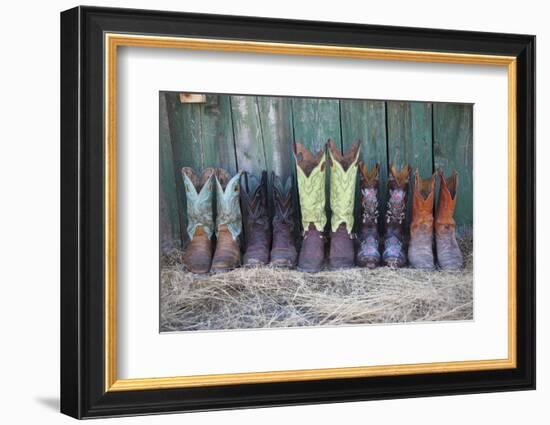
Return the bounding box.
[160,236,473,332]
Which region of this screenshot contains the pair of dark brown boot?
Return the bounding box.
[408,169,464,271]
[241,171,298,268]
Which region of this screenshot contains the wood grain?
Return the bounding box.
[433,103,473,225]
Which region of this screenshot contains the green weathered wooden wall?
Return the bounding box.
[160,92,473,251]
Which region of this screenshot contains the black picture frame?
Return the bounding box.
[61,5,535,419]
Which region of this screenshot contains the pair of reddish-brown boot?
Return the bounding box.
[408,169,464,271]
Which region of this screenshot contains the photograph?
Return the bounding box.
[159,92,474,332]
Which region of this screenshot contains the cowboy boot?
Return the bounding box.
[210,169,243,273]
[241,171,271,266]
[181,167,215,274]
[356,162,381,268]
[327,139,361,270]
[383,164,411,267]
[408,169,436,270]
[294,142,327,272]
[270,173,298,268]
[435,170,464,270]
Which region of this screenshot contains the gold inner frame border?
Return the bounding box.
[104,33,517,392]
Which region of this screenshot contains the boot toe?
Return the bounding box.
[183,255,211,274]
[297,258,324,273]
[270,251,296,268]
[383,256,407,268]
[243,256,268,267]
[328,256,355,270]
[437,258,464,271]
[357,254,380,269]
[408,254,435,270]
[210,257,240,273]
[243,247,270,266]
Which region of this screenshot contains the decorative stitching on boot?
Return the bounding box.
[182,172,214,239]
[296,158,327,232]
[329,149,360,233]
[215,172,243,240]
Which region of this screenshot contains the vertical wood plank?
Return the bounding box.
[165,92,198,245]
[340,100,388,232]
[387,101,433,220]
[230,95,267,184]
[257,96,296,221]
[433,103,473,226]
[387,101,433,175]
[159,93,182,251]
[257,97,294,182]
[200,95,237,175]
[291,98,341,151]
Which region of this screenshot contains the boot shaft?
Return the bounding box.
[214,168,243,241]
[272,173,296,246]
[181,167,215,240]
[384,164,411,234]
[435,170,458,227]
[272,173,295,228]
[293,142,327,233]
[358,161,380,234]
[327,139,361,234]
[240,171,270,239]
[410,169,436,232]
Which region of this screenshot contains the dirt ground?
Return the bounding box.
[160,235,473,332]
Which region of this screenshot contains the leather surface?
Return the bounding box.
[241,171,271,266]
[383,164,411,267]
[270,173,297,268]
[435,170,464,270]
[408,169,436,270]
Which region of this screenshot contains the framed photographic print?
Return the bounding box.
[60,6,535,419]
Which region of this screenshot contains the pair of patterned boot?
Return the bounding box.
[408,169,464,271]
[240,171,298,268]
[181,168,242,274]
[294,139,361,272]
[356,163,411,268]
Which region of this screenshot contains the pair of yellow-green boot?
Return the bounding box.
[294,139,361,272]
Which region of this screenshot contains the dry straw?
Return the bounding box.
[160,236,473,332]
